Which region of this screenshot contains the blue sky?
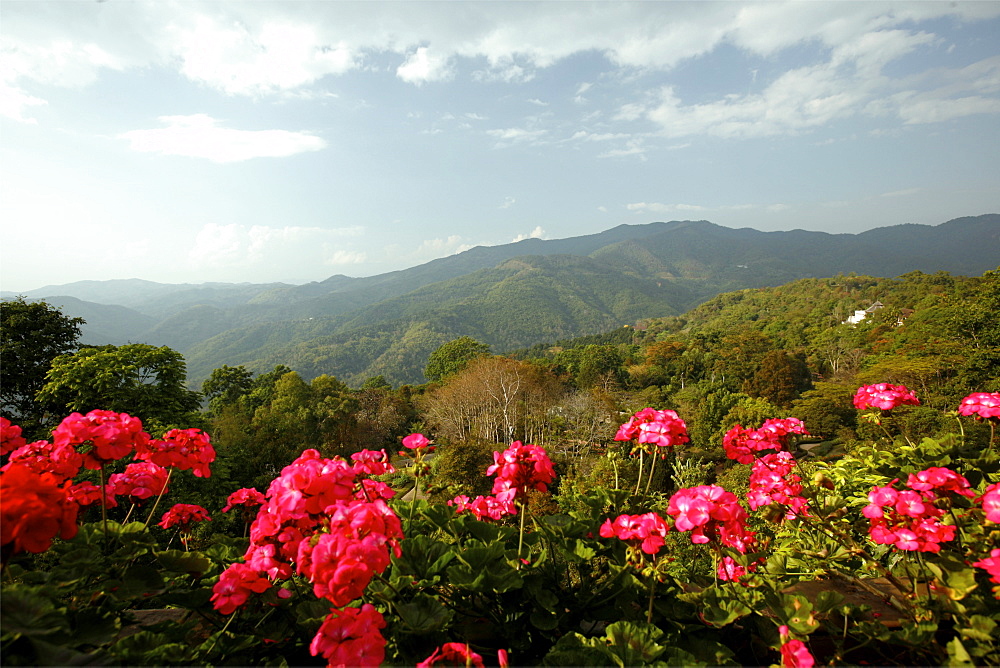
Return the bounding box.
[2,1,999,292]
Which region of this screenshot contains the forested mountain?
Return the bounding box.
[4,215,998,387]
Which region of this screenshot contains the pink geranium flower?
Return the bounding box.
[853,383,920,411]
[958,392,1000,420]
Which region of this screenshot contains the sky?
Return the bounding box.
[2,1,999,292]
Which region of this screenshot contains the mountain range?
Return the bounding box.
[4,215,998,387]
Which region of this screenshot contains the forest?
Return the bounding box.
[1,267,999,666]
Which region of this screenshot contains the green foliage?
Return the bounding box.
[0,297,84,435]
[424,336,491,382]
[36,343,201,432]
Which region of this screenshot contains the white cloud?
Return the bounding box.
[119,114,326,162]
[487,127,547,146]
[169,15,355,96]
[326,249,368,265]
[397,46,453,84]
[513,226,546,242]
[500,196,516,209]
[188,223,365,271]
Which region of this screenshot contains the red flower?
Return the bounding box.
[973,548,1000,588]
[159,503,211,531]
[724,418,809,465]
[615,408,690,449]
[139,428,215,477]
[449,492,517,521]
[778,625,815,668]
[852,383,919,411]
[310,604,386,667]
[747,452,809,518]
[862,470,967,553]
[667,485,754,553]
[211,562,273,614]
[66,480,117,508]
[221,487,266,513]
[0,417,27,456]
[109,462,170,501]
[487,441,556,500]
[350,449,394,476]
[4,439,81,480]
[418,643,485,668]
[402,433,430,449]
[979,483,1000,523]
[52,410,149,470]
[0,463,79,555]
[599,511,670,556]
[958,392,1000,420]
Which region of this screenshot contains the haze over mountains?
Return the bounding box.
[5,215,999,387]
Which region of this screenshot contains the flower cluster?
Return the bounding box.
[310,603,387,667]
[159,503,211,531]
[211,562,275,615]
[487,441,556,500]
[615,408,690,450]
[52,410,149,470]
[417,643,486,668]
[139,428,215,477]
[451,441,556,521]
[599,512,670,556]
[109,462,170,501]
[667,485,754,553]
[214,446,402,666]
[350,448,394,476]
[66,480,117,508]
[852,383,920,411]
[1,463,79,556]
[0,417,27,455]
[449,493,516,521]
[723,418,809,465]
[5,438,80,480]
[862,468,975,553]
[958,392,1000,420]
[747,452,809,518]
[221,487,266,514]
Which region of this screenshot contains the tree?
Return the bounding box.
[424,337,491,383]
[743,350,813,407]
[201,365,255,416]
[36,344,201,431]
[423,356,561,445]
[0,297,84,431]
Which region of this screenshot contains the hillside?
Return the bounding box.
[4,215,998,387]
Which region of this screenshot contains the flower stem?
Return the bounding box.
[644,450,658,495]
[517,499,527,568]
[99,464,108,541]
[143,467,173,530]
[634,448,645,495]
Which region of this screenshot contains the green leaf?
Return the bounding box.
[947,637,974,667]
[155,550,212,578]
[395,593,454,633]
[0,586,69,638]
[119,564,166,599]
[959,615,997,643]
[541,632,618,667]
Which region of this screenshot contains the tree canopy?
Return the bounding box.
[0,297,84,432]
[36,343,202,431]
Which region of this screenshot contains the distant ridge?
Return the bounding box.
[4,214,997,387]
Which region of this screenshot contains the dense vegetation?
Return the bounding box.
[6,215,998,388]
[2,267,1000,666]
